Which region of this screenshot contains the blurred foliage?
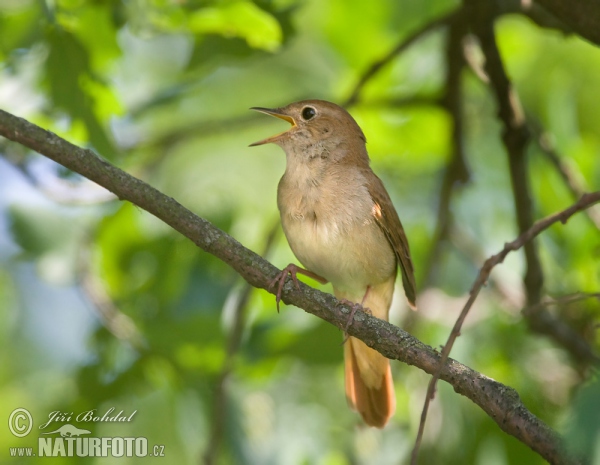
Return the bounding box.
[0,0,599,464]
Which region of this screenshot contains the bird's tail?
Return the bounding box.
[336,277,396,428]
[344,336,395,427]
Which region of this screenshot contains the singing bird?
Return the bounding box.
[250,99,416,428]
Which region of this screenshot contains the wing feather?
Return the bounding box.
[366,174,417,309]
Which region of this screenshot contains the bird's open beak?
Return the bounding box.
[249,107,296,146]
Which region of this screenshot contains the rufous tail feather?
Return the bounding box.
[344,336,395,427]
[336,277,396,427]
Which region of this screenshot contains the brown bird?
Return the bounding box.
[250,99,416,428]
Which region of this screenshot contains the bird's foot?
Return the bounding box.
[339,299,372,343]
[269,264,327,313]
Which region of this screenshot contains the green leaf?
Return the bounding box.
[44,26,117,158]
[0,2,42,60]
[189,1,282,52]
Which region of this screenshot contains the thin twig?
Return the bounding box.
[532,125,600,230]
[468,6,598,370]
[533,292,600,308]
[343,8,462,107]
[452,222,600,365]
[410,192,600,464]
[364,95,443,109]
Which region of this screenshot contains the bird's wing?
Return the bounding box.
[366,173,417,309]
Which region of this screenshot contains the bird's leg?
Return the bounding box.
[269,263,328,312]
[341,285,372,341]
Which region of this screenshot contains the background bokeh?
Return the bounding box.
[1,0,599,464]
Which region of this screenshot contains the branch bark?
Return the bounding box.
[467,7,598,367]
[534,0,600,46]
[343,8,462,107]
[0,109,591,465]
[469,4,543,307]
[412,191,599,464]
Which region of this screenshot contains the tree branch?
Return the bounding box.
[343,8,462,107]
[451,222,600,366]
[470,6,543,307]
[0,108,589,465]
[468,8,599,368]
[534,0,600,46]
[532,124,600,231]
[412,191,599,464]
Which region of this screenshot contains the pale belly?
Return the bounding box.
[281,214,396,294]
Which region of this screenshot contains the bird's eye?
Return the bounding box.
[301,106,316,120]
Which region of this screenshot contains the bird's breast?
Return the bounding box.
[277,175,396,292]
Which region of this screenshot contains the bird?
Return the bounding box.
[250,99,416,428]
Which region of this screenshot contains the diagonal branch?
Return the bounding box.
[343,8,462,107]
[459,13,598,365]
[0,108,590,465]
[469,6,599,369]
[413,4,599,459]
[451,221,600,366]
[533,125,600,231]
[411,191,599,464]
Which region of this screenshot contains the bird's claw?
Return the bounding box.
[339,299,371,343]
[269,264,302,313]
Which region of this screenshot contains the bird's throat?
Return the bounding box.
[282,147,328,190]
